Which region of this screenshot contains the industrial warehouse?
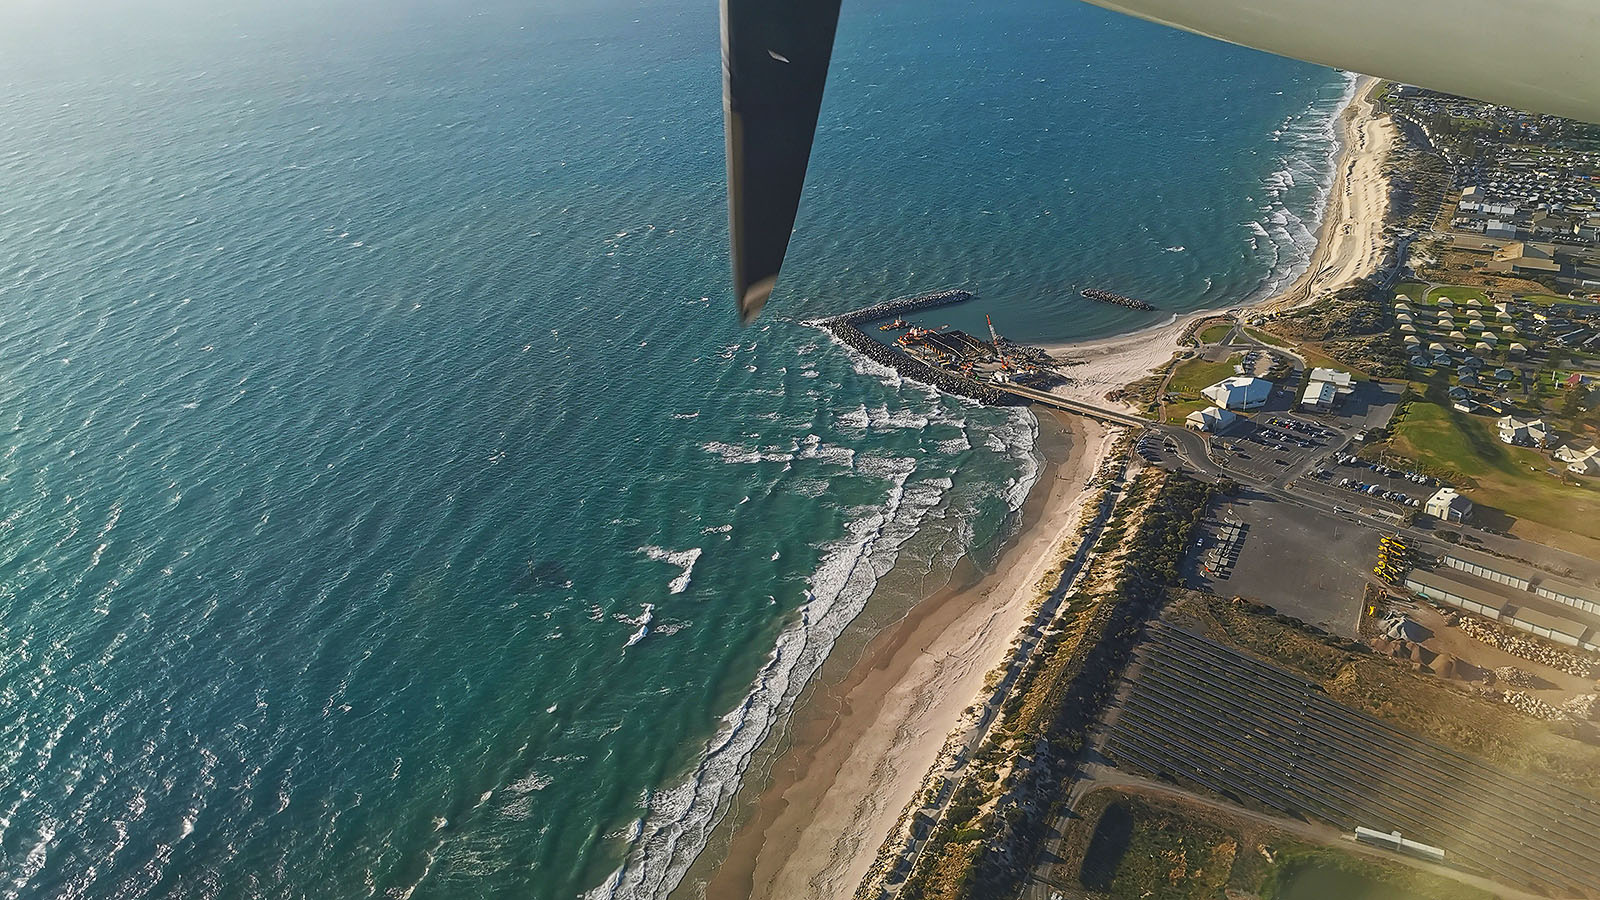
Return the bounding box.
[1403,548,1600,652]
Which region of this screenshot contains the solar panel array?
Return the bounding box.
[1107,623,1600,896]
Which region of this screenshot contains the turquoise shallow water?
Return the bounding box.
[0,1,1345,898]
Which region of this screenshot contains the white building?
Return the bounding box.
[1556,443,1600,476]
[1497,415,1552,447]
[1202,376,1271,411]
[1301,380,1338,411]
[1301,368,1353,411]
[1425,487,1472,522]
[1185,405,1237,433]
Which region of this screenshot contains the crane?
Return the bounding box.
[986,314,1001,355]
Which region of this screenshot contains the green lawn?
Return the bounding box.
[1425,284,1490,304]
[1385,399,1600,540]
[1168,354,1241,397]
[1392,282,1430,304]
[1162,354,1243,423]
[1197,323,1233,344]
[1242,326,1290,348]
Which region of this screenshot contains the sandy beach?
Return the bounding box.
[692,412,1113,900]
[1040,76,1395,413]
[685,78,1395,900]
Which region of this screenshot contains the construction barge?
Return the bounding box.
[806,290,1023,405]
[1081,287,1156,311]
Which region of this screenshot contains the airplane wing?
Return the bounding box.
[721,0,843,322]
[1081,0,1600,126]
[720,0,1600,319]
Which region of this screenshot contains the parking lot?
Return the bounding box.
[1206,413,1338,484]
[1305,454,1439,514]
[1184,489,1375,636]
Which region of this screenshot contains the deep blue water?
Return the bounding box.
[0,1,1345,898]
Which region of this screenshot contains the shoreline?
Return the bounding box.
[682,76,1396,900]
[1039,75,1395,413]
[690,410,1113,900]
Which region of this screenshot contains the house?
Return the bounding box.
[1529,212,1575,237]
[1186,405,1237,433]
[1555,443,1600,478]
[1497,415,1552,447]
[1570,455,1600,477]
[1425,487,1472,522]
[1201,376,1271,411]
[1508,342,1528,358]
[1447,385,1470,402]
[1458,372,1482,388]
[1561,372,1593,389]
[1309,368,1353,391]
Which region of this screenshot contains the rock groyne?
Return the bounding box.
[808,290,1023,406]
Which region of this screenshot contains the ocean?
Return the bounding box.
[0,1,1348,897]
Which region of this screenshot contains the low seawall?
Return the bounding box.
[810,290,1022,406]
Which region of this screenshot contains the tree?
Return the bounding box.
[1562,385,1590,420]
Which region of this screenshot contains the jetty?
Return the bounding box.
[989,382,1148,428]
[1081,287,1156,311]
[807,290,1023,405]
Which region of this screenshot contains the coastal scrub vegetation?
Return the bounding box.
[893,471,1222,900]
[1268,279,1406,377]
[1058,790,1492,900]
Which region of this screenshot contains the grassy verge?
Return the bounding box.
[1243,326,1290,348]
[1196,323,1232,344]
[1380,397,1600,541]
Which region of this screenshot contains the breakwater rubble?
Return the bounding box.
[1080,287,1156,311]
[805,290,1023,405]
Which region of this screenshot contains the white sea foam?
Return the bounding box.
[638,547,701,594]
[1246,70,1361,300]
[701,441,794,465]
[795,434,856,466]
[624,604,654,648]
[585,403,1044,900]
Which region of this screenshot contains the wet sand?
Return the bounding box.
[684,411,1111,900]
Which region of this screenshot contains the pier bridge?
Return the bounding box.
[991,383,1149,429]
